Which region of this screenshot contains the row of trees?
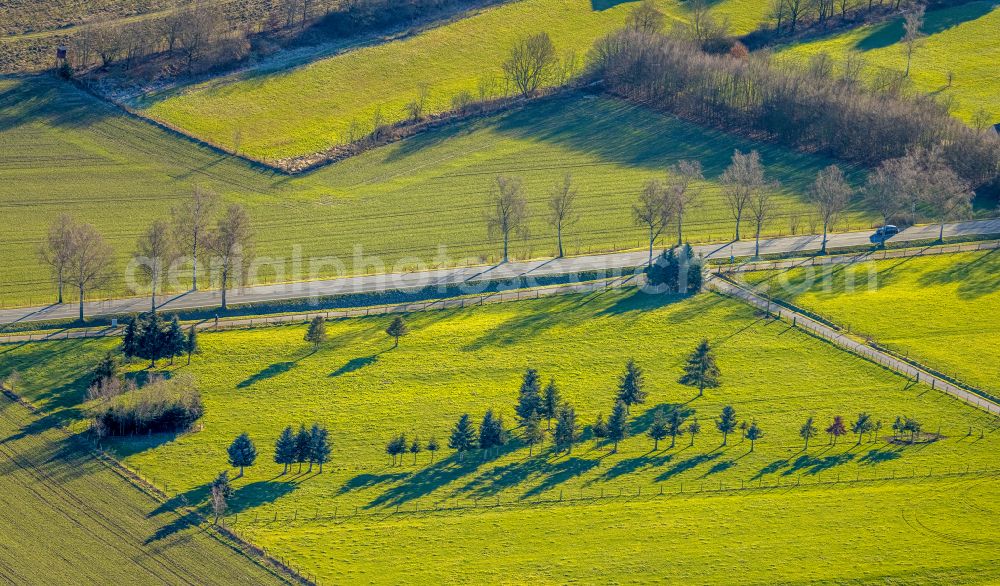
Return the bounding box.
[39,191,254,319]
[274,423,332,473]
[766,0,917,36]
[591,20,1000,189]
[226,423,333,477]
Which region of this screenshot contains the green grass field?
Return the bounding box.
[137,0,771,161]
[743,249,1000,395]
[1,75,863,309]
[778,1,1000,125]
[3,288,998,582]
[0,394,286,584]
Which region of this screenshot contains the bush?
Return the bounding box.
[92,374,204,436]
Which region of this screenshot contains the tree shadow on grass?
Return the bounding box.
[145,479,298,544]
[753,458,791,481]
[590,452,673,484]
[781,452,856,476]
[854,1,998,51]
[329,353,380,377]
[655,452,721,481]
[337,471,409,495]
[915,248,999,299]
[364,454,488,509]
[702,459,737,477]
[859,448,902,465]
[236,361,296,389]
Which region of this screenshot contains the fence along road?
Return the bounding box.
[706,274,1000,417]
[2,218,998,326]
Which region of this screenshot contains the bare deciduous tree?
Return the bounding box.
[748,185,778,258]
[171,186,219,291]
[809,165,853,254]
[864,160,908,229]
[548,174,578,258]
[205,204,253,310]
[65,223,115,321]
[39,214,77,304]
[909,148,975,241]
[720,150,765,241]
[666,160,703,246]
[486,175,528,263]
[135,219,175,311]
[902,4,924,77]
[633,180,673,266]
[503,32,557,97]
[625,0,665,34]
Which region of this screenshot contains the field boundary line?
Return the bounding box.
[226,467,1000,528]
[0,386,313,585]
[706,275,1000,417]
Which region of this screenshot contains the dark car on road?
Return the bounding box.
[869,225,899,245]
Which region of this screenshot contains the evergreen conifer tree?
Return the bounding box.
[607,400,629,452]
[449,414,477,460]
[542,378,561,429]
[274,425,297,474]
[227,433,257,477]
[515,368,543,424]
[553,404,578,453]
[679,339,720,396]
[617,359,647,413]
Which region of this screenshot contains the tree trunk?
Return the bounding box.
[670,434,676,449]
[750,439,755,452]
[677,216,683,247]
[735,212,742,240]
[821,222,829,254]
[79,284,85,322]
[57,274,64,304]
[557,225,563,258]
[221,270,228,310]
[722,431,728,446]
[754,226,762,258]
[939,222,945,242]
[648,227,655,266]
[192,243,199,291]
[653,438,659,451]
[503,233,509,263]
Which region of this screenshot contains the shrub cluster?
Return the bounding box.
[92,374,204,436]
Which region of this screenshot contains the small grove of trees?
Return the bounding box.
[275,423,332,473]
[122,312,189,368]
[548,174,578,258]
[645,245,704,294]
[591,29,1000,190]
[91,373,204,437]
[38,196,255,317]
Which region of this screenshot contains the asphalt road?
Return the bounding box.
[2,218,998,326]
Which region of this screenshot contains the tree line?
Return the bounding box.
[62,0,486,78]
[589,14,1000,191]
[38,189,254,320]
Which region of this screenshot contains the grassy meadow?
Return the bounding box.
[743,249,1000,394]
[1,75,864,309]
[136,0,771,161]
[3,288,998,581]
[0,395,286,584]
[778,1,1000,125]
